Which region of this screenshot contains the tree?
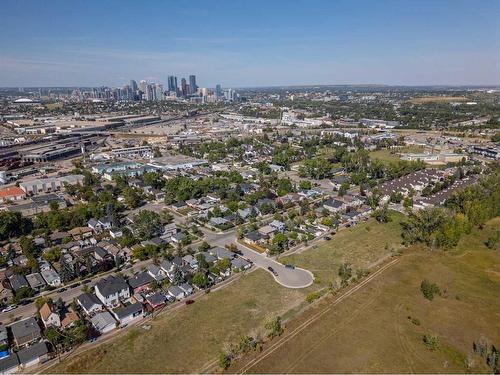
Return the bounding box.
[171,265,184,285]
[192,272,208,289]
[43,247,61,263]
[271,233,288,254]
[133,210,162,240]
[123,187,142,209]
[373,205,391,223]
[338,182,350,197]
[19,236,37,259]
[420,279,440,300]
[198,241,210,252]
[218,257,231,271]
[401,208,446,246]
[265,316,284,338]
[338,262,352,287]
[196,253,208,271]
[299,180,312,190]
[0,211,32,240]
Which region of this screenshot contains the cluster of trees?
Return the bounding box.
[402,169,500,249]
[0,211,33,241]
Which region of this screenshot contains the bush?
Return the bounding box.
[423,334,439,350]
[306,291,321,303]
[218,352,231,369]
[420,279,440,300]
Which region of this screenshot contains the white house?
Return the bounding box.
[94,276,130,308]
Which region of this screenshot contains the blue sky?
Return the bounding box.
[1,0,499,87]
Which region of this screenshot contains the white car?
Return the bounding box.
[1,305,17,313]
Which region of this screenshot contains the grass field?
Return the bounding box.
[230,218,500,373]
[369,145,426,164]
[281,213,405,288]
[407,96,469,105]
[47,217,405,373]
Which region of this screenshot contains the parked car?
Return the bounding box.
[185,299,195,305]
[82,279,92,284]
[325,236,332,241]
[285,264,295,269]
[2,305,17,313]
[267,266,278,276]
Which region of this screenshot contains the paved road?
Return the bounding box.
[0,258,151,324]
[236,243,314,288]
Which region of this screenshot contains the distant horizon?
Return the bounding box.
[2,83,500,90]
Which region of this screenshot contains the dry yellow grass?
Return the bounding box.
[230,218,500,373]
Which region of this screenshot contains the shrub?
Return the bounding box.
[420,279,440,300]
[306,291,321,303]
[423,334,439,350]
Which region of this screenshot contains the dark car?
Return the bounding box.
[59,288,67,292]
[82,279,92,284]
[325,236,332,241]
[267,266,278,276]
[185,299,195,305]
[69,283,80,288]
[285,264,295,269]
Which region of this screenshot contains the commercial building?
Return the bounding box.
[19,175,84,195]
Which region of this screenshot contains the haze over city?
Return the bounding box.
[1,0,499,87]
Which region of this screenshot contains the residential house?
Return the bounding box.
[8,274,29,293]
[258,225,276,238]
[331,175,350,190]
[167,285,185,300]
[61,309,79,329]
[231,257,252,271]
[0,283,13,305]
[145,292,168,309]
[112,302,143,326]
[269,220,286,233]
[109,228,123,239]
[91,311,116,334]
[39,302,61,328]
[94,275,130,308]
[146,264,167,281]
[25,273,46,293]
[208,247,235,260]
[0,353,19,374]
[244,231,267,245]
[128,272,154,294]
[179,283,193,295]
[40,267,61,287]
[17,341,49,369]
[10,317,41,348]
[76,293,103,316]
[323,198,346,214]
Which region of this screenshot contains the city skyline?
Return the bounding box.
[1,0,499,87]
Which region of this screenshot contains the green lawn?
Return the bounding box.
[369,146,426,164]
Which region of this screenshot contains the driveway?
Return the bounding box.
[236,243,314,289]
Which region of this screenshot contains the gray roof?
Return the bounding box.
[26,273,46,289]
[324,198,344,208]
[128,272,154,289]
[17,341,48,364]
[113,302,143,320]
[0,325,7,342]
[0,353,19,372]
[76,293,103,311]
[245,231,265,242]
[10,317,41,342]
[95,275,129,298]
[168,285,184,297]
[201,252,217,264]
[40,267,60,284]
[179,283,193,293]
[9,274,29,291]
[146,292,167,306]
[209,246,235,260]
[91,311,116,331]
[231,257,251,269]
